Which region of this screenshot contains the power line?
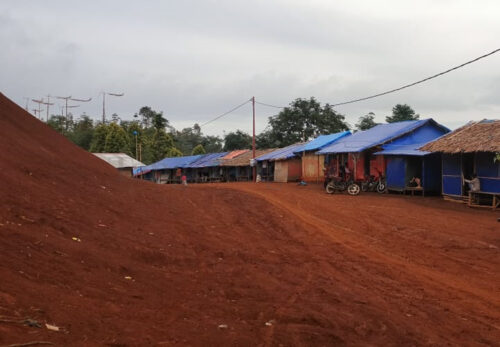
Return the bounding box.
[199,98,252,128]
[255,48,500,110]
[330,47,500,107]
[255,100,287,109]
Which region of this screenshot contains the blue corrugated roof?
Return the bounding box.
[318,119,435,154]
[293,131,351,153]
[374,143,431,156]
[256,142,305,161]
[150,155,202,170]
[189,152,228,168]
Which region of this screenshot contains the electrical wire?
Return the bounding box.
[255,48,500,110]
[330,47,500,107]
[199,98,252,128]
[255,100,287,109]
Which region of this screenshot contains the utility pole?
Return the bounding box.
[56,96,71,123]
[32,99,44,120]
[43,95,54,122]
[23,97,30,111]
[102,92,124,123]
[32,108,41,118]
[65,105,80,130]
[252,96,256,182]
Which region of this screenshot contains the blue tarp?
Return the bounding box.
[151,155,202,170]
[293,131,351,153]
[256,142,305,162]
[189,152,228,168]
[318,119,445,154]
[133,166,150,176]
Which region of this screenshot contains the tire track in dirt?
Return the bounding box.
[231,185,500,313]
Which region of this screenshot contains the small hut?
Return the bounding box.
[293,131,351,183]
[218,150,250,181]
[220,149,276,181]
[93,153,145,177]
[132,155,201,183]
[256,143,305,182]
[189,152,228,183]
[421,120,500,202]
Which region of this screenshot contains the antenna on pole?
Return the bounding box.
[102,92,124,123]
[56,96,71,124]
[32,99,44,120]
[43,95,55,122]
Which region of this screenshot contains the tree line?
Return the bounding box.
[46,98,419,165]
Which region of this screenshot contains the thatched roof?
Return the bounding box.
[220,148,277,166]
[420,120,500,153]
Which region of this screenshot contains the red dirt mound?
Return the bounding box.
[0,93,499,346]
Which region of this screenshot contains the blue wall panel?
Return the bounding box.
[387,157,406,190]
[443,176,462,195]
[476,152,500,178]
[480,178,500,193]
[442,154,461,176]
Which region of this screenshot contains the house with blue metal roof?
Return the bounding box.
[256,142,305,182]
[134,154,202,183]
[318,119,449,192]
[293,131,351,182]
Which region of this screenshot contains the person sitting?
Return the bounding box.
[409,176,421,188]
[464,174,480,192]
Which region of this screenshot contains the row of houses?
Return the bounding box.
[97,118,499,206]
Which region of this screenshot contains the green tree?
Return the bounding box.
[223,130,252,151]
[356,112,378,131]
[69,115,94,150]
[120,120,143,158]
[166,147,183,157]
[151,129,175,162]
[202,135,223,153]
[265,97,350,147]
[386,104,420,123]
[256,130,275,149]
[192,144,206,155]
[47,115,67,134]
[104,122,130,153]
[90,123,109,152]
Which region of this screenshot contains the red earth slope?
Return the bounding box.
[0,93,499,346]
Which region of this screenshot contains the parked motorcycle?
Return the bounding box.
[325,176,361,195]
[361,174,386,193]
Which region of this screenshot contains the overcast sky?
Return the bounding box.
[1,0,499,136]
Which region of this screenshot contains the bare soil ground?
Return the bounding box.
[0,93,499,346]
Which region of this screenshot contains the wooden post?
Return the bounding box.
[252,96,256,182]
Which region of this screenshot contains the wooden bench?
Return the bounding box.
[468,191,500,210]
[404,186,424,196]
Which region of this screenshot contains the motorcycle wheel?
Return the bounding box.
[347,183,361,196]
[325,183,335,194]
[376,182,386,193]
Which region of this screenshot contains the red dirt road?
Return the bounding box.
[1,93,499,346]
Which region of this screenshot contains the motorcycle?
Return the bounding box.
[325,175,361,196]
[361,174,386,193]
